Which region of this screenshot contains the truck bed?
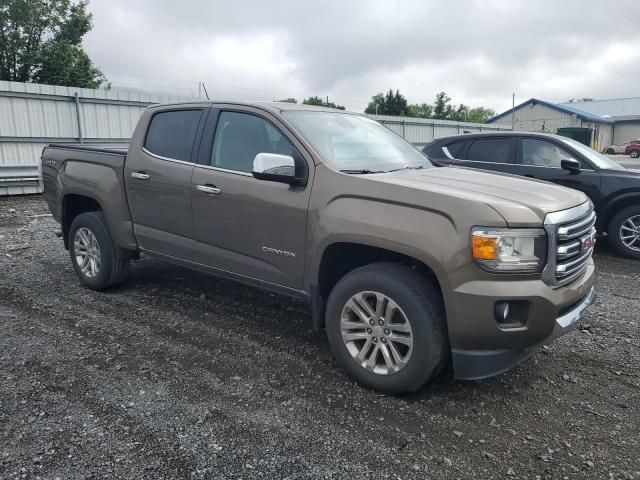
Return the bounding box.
[41,141,138,252]
[47,143,129,155]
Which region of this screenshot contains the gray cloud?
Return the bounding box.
[84,0,640,113]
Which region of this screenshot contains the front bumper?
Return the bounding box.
[447,260,596,380]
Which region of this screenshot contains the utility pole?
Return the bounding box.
[512,93,515,130]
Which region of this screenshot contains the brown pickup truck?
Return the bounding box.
[42,101,596,393]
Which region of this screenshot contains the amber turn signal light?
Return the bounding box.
[472,235,497,260]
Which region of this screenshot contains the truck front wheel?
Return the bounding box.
[325,262,447,394]
[69,211,130,290]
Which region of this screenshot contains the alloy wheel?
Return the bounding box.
[74,227,101,277]
[620,215,640,252]
[340,291,413,375]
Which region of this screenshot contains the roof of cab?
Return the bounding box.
[148,100,355,115]
[429,131,566,143]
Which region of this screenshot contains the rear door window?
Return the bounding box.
[466,138,514,163]
[144,110,203,162]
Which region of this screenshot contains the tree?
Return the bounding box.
[406,103,433,118]
[465,106,496,123]
[364,89,409,116]
[277,98,297,103]
[0,0,106,88]
[302,96,345,110]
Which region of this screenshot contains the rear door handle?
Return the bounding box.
[131,171,150,180]
[196,184,221,195]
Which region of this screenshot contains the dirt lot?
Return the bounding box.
[1,196,639,480]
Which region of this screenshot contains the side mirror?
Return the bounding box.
[561,158,581,173]
[252,153,298,184]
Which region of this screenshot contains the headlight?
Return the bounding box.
[471,228,547,273]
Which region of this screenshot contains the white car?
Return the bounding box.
[604,140,636,154]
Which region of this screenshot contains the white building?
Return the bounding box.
[488,97,640,152]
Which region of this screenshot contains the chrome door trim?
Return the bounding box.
[142,147,194,166]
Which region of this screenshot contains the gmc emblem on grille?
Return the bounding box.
[581,232,596,253]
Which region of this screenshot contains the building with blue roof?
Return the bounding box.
[487,97,640,152]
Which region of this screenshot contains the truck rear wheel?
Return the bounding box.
[69,211,130,290]
[325,262,447,394]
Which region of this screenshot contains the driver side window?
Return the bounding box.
[522,139,576,168]
[211,111,296,173]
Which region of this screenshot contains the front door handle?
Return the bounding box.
[196,184,221,195]
[131,171,150,180]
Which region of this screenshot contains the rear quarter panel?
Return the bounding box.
[42,146,137,251]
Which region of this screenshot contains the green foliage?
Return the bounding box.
[367,89,495,122]
[364,89,408,116]
[465,106,496,123]
[277,98,298,103]
[0,0,106,88]
[302,96,345,110]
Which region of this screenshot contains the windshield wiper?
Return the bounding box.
[339,169,385,174]
[387,165,425,172]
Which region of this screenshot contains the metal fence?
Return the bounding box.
[0,80,511,195]
[0,80,189,195]
[367,114,512,147]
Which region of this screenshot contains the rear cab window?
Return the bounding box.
[144,109,203,162]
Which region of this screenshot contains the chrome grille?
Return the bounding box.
[543,202,596,288]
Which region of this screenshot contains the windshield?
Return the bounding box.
[560,137,625,171]
[283,111,432,172]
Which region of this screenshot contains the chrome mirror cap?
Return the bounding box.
[252,153,296,183]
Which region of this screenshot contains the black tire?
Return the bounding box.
[325,262,447,394]
[607,205,640,259]
[606,148,615,154]
[68,211,130,290]
[630,149,640,159]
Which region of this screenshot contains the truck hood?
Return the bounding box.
[373,166,588,225]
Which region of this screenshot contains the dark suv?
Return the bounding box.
[424,131,640,258]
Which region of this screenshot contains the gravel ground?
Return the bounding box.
[1,196,639,480]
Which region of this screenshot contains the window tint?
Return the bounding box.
[444,140,467,158]
[145,110,202,162]
[522,139,574,168]
[212,111,296,173]
[467,138,513,163]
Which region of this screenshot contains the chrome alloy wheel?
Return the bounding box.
[620,215,640,252]
[73,227,101,278]
[340,291,414,375]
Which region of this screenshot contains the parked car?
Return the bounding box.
[42,102,596,393]
[603,141,631,155]
[424,131,640,258]
[625,140,640,158]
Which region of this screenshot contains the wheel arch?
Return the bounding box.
[600,193,640,232]
[61,193,104,249]
[309,241,447,332]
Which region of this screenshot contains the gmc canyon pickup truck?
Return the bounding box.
[42,101,596,393]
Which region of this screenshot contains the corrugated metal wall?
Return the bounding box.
[367,114,511,147]
[0,80,510,195]
[613,122,640,144]
[0,80,190,195]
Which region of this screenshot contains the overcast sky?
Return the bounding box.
[83,0,640,114]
